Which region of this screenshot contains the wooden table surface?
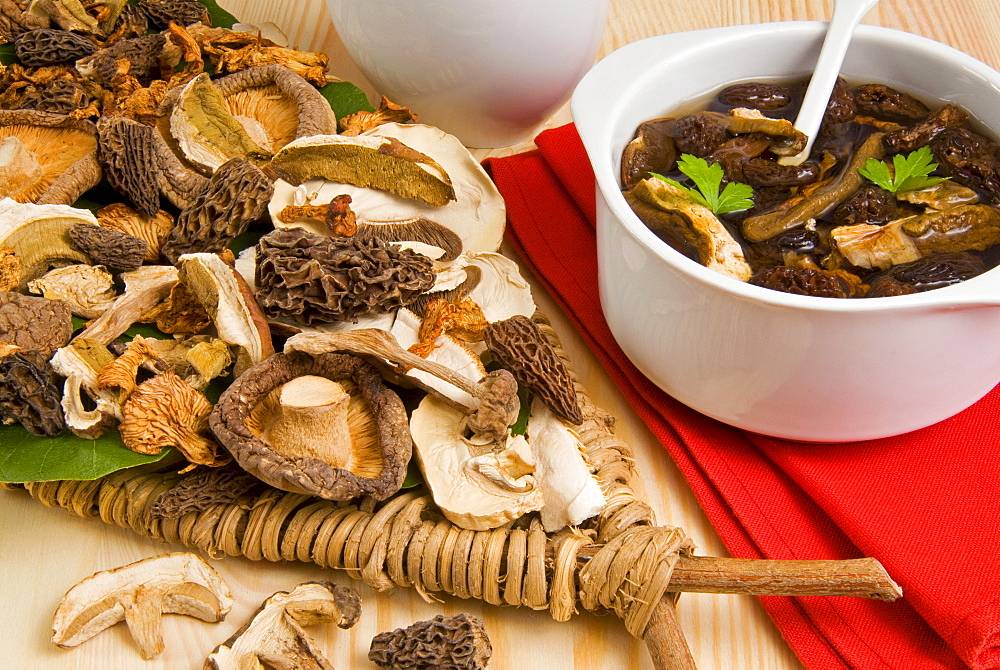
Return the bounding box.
[3,1,998,668]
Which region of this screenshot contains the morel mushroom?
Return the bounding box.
[0,110,101,205]
[369,613,492,670]
[97,115,162,217]
[0,198,99,289]
[0,347,65,436]
[205,581,361,670]
[209,350,412,501]
[51,552,233,660]
[13,28,98,67]
[96,203,175,263]
[68,222,148,272]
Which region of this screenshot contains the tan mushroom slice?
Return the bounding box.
[459,252,537,323]
[0,198,98,289]
[831,219,922,270]
[526,400,606,533]
[205,581,361,670]
[74,265,180,345]
[176,252,274,376]
[51,552,233,660]
[49,338,123,439]
[630,177,753,281]
[28,264,117,319]
[141,335,233,391]
[896,180,979,209]
[269,123,506,254]
[0,109,100,205]
[410,394,543,531]
[209,351,412,501]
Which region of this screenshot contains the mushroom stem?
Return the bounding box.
[261,375,353,467]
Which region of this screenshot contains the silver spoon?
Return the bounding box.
[779,0,881,166]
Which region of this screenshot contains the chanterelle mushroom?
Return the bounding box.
[205,581,361,670]
[209,351,412,501]
[51,552,233,660]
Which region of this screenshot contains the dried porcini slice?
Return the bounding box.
[14,28,97,67]
[68,222,148,272]
[0,199,99,288]
[0,109,101,205]
[96,202,174,262]
[137,0,210,27]
[0,348,65,436]
[209,350,412,501]
[140,281,212,335]
[270,133,457,207]
[485,315,584,425]
[369,613,492,670]
[97,115,161,217]
[0,291,73,358]
[160,157,273,264]
[51,552,233,660]
[149,463,261,519]
[205,581,360,670]
[255,227,436,325]
[28,264,117,319]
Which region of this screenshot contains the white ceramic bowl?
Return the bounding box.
[572,22,1000,442]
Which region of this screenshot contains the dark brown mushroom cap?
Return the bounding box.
[209,351,412,501]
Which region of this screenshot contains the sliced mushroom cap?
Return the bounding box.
[0,109,101,205]
[51,552,233,660]
[269,122,506,256]
[49,338,123,439]
[410,394,543,531]
[0,198,99,289]
[209,350,412,501]
[28,263,117,319]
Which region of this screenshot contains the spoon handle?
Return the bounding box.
[780,0,880,165]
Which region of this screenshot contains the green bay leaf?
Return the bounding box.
[0,43,16,66]
[0,425,168,483]
[319,81,375,121]
[201,0,239,29]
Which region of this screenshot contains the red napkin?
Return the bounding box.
[484,124,1000,670]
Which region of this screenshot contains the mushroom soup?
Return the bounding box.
[621,77,1000,297]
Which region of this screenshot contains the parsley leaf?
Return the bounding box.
[858,145,949,193]
[653,154,754,214]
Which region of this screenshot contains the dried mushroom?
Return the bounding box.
[139,281,212,335]
[205,581,360,670]
[51,552,233,660]
[527,400,606,532]
[269,123,506,255]
[49,338,122,438]
[97,115,161,217]
[160,157,273,264]
[0,0,49,41]
[0,246,19,290]
[629,176,752,281]
[68,222,148,272]
[149,463,260,519]
[484,314,583,425]
[190,25,331,86]
[369,613,491,670]
[0,291,72,357]
[0,109,100,205]
[96,203,174,262]
[0,198,98,288]
[28,0,100,34]
[74,265,179,344]
[141,334,232,390]
[118,369,228,470]
[449,252,536,323]
[176,252,274,376]
[255,227,436,326]
[28,263,116,319]
[14,28,97,66]
[0,347,65,436]
[209,350,412,501]
[137,0,209,27]
[339,95,417,136]
[410,394,543,531]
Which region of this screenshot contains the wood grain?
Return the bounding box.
[3,0,996,668]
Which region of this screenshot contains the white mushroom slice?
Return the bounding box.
[74,265,179,345]
[28,264,117,319]
[268,123,506,254]
[527,399,607,533]
[49,338,123,439]
[411,394,544,530]
[831,219,922,270]
[51,552,233,660]
[461,252,537,323]
[177,253,275,376]
[390,308,486,407]
[0,198,98,289]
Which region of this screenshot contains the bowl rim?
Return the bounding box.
[572,21,1000,313]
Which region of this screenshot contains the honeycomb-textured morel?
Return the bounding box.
[14,29,97,67]
[149,464,261,519]
[718,82,794,110]
[82,33,167,86]
[97,115,161,217]
[484,315,584,425]
[108,4,150,42]
[750,266,854,298]
[17,78,93,115]
[824,77,856,124]
[0,349,64,436]
[932,127,1000,203]
[369,613,492,670]
[68,223,148,272]
[666,113,729,157]
[868,251,987,293]
[884,103,968,154]
[833,184,900,225]
[160,157,273,264]
[137,0,210,28]
[0,292,72,358]
[255,227,436,325]
[854,84,930,123]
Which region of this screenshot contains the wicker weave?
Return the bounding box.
[12,315,693,639]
